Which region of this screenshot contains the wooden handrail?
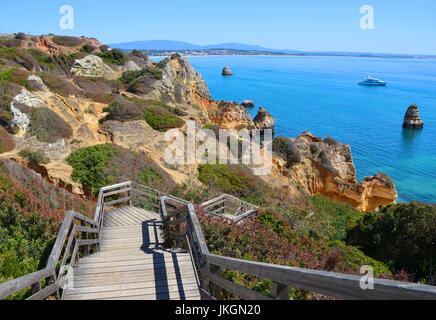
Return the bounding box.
[159,187,436,301]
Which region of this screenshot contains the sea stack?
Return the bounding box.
[241,100,255,108]
[254,106,275,134]
[222,66,233,76]
[403,104,424,129]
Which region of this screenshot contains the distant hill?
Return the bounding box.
[109,40,295,53]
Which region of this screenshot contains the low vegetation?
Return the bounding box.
[198,164,269,205]
[101,97,185,132]
[0,159,95,299]
[97,49,127,65]
[347,202,436,284]
[18,149,50,165]
[272,136,302,165]
[66,144,173,195]
[120,66,163,86]
[0,126,15,154]
[51,36,83,47]
[29,107,73,143]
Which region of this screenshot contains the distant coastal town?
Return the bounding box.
[135,48,436,59]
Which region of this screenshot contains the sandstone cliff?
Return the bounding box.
[271,131,398,211]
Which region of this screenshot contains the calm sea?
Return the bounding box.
[153,56,436,203]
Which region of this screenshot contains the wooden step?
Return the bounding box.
[64,282,199,300]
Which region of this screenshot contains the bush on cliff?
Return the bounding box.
[0,68,29,87]
[273,137,302,165]
[346,202,436,284]
[18,149,50,165]
[120,66,163,85]
[51,36,83,47]
[101,97,184,132]
[197,164,268,205]
[29,107,73,143]
[0,126,15,154]
[67,144,173,195]
[37,72,78,97]
[66,144,119,195]
[97,49,127,65]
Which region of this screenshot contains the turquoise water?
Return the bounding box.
[154,56,436,203]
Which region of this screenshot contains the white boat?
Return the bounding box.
[358,76,387,86]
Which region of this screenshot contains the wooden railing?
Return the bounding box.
[2,181,436,300]
[160,192,436,300]
[201,194,259,222]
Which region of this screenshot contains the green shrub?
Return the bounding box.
[29,108,73,143]
[101,97,184,132]
[66,144,119,195]
[18,149,50,165]
[0,68,29,86]
[28,49,57,70]
[51,36,83,47]
[272,136,301,164]
[198,164,268,204]
[0,127,15,154]
[37,72,77,96]
[346,202,436,283]
[101,98,143,122]
[142,107,184,132]
[80,44,96,53]
[97,49,127,65]
[140,168,163,189]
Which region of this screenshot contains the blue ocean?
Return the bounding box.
[154,56,436,203]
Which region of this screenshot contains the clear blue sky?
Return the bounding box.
[1,0,435,54]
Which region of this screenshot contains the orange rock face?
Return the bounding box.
[273,131,398,211]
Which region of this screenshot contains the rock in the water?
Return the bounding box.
[403,104,424,129]
[221,66,233,76]
[241,100,255,108]
[70,55,116,78]
[254,106,275,134]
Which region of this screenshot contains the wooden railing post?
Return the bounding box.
[31,281,41,295]
[212,266,223,299]
[81,221,89,256]
[271,282,290,300]
[202,263,211,294]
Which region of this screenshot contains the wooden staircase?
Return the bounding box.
[63,206,200,300]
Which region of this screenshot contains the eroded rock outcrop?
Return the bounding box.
[403,104,424,129]
[71,55,117,78]
[272,131,398,211]
[254,106,275,134]
[222,66,233,76]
